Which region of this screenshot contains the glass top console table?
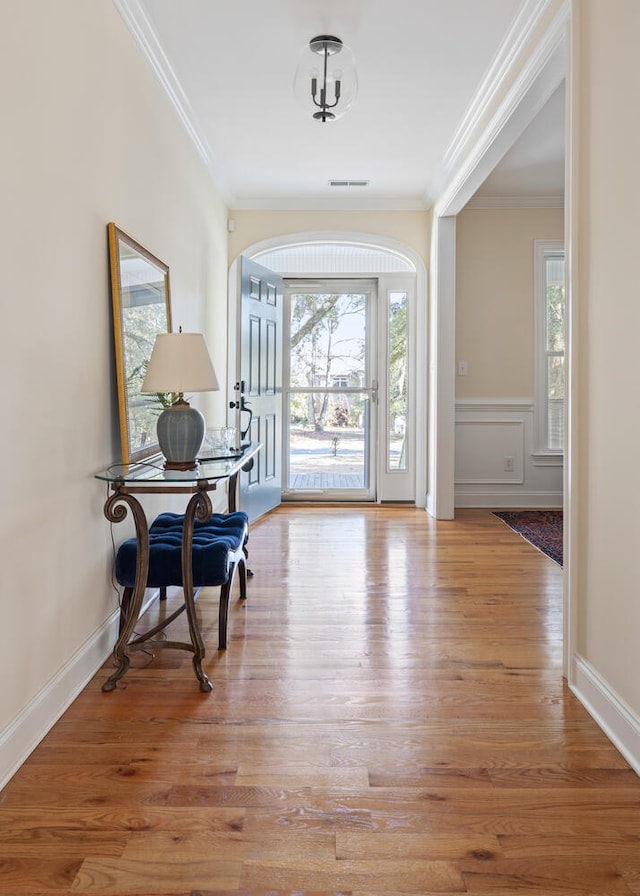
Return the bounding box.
[95,442,262,693]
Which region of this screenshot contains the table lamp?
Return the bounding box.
[142,329,219,470]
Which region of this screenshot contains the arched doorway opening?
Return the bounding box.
[228,232,428,508]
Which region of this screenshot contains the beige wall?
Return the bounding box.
[0,0,228,764]
[227,209,431,268]
[455,207,564,398]
[574,0,640,713]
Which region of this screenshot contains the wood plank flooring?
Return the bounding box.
[288,473,364,489]
[2,507,640,895]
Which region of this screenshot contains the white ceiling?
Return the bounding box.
[125,0,565,209]
[473,80,565,203]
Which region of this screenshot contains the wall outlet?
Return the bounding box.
[504,456,515,472]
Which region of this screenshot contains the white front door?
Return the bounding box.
[282,276,415,503]
[283,279,377,501]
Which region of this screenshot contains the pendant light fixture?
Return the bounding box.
[294,34,358,122]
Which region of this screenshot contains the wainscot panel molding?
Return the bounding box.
[455,398,563,508]
[572,655,640,777]
[456,420,525,484]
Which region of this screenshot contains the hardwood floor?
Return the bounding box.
[2,506,639,895]
[288,472,363,489]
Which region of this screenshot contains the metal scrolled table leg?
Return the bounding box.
[182,485,214,692]
[102,487,150,692]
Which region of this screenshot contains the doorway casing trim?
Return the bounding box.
[228,232,427,508]
[428,0,571,666]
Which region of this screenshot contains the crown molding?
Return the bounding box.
[465,194,564,208]
[443,0,553,173]
[229,197,430,212]
[113,0,235,206]
[435,0,570,216]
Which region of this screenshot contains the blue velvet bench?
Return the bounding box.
[115,510,249,662]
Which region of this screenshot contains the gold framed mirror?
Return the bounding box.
[108,223,172,464]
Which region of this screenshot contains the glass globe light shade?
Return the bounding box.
[293,35,358,122]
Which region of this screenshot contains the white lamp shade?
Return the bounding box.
[142,332,219,394]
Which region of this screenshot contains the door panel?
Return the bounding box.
[238,257,283,519]
[265,319,277,393]
[247,315,260,395]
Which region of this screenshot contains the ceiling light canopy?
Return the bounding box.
[294,34,357,122]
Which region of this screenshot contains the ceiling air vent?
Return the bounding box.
[329,179,370,187]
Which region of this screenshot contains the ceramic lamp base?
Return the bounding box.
[156,400,205,471]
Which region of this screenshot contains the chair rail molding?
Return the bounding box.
[456,397,534,413]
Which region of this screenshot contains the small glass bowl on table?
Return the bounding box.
[200,426,237,459]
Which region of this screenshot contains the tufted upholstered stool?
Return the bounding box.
[115,510,249,651]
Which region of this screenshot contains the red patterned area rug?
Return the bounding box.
[493,510,563,566]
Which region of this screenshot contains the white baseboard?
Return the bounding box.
[571,655,640,776]
[0,591,159,791]
[455,489,563,508]
[425,491,435,518]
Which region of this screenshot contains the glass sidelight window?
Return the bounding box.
[388,290,408,472]
[534,241,565,454]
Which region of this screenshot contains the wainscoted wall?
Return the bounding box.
[455,398,563,508]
